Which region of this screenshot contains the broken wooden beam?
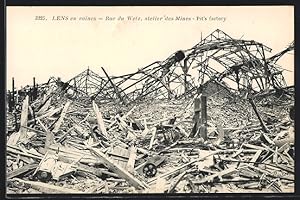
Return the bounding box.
[149,127,157,150]
[168,170,187,193]
[52,101,71,134]
[250,150,262,165]
[7,163,38,179]
[197,167,237,184]
[126,145,137,174]
[36,118,49,132]
[92,101,108,139]
[28,106,63,123]
[18,95,29,142]
[37,97,51,115]
[89,147,148,190]
[7,145,43,160]
[75,162,119,178]
[107,105,136,129]
[11,178,82,193]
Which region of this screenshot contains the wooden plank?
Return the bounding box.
[18,96,29,142]
[261,143,290,163]
[12,178,82,193]
[149,127,157,150]
[250,150,262,165]
[28,106,63,123]
[168,171,187,193]
[115,115,137,139]
[47,145,100,164]
[283,151,294,164]
[242,143,266,151]
[7,163,38,179]
[261,132,275,145]
[20,125,46,135]
[126,145,137,173]
[104,181,109,193]
[37,97,51,115]
[92,101,108,139]
[28,106,35,124]
[121,147,130,159]
[56,127,75,143]
[89,147,148,190]
[76,163,119,178]
[214,124,224,145]
[45,131,56,149]
[52,101,71,134]
[273,147,278,164]
[7,132,21,146]
[197,167,237,184]
[108,146,129,169]
[141,128,150,137]
[107,105,137,129]
[46,106,63,118]
[278,143,290,153]
[37,118,49,132]
[7,145,42,160]
[230,149,243,159]
[177,125,189,138]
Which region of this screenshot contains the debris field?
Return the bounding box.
[6,29,294,194]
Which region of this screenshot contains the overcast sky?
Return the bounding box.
[7,6,294,90]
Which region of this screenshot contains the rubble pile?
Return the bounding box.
[6,80,294,194]
[6,29,294,194]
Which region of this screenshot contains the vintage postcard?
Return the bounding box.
[6,6,294,195]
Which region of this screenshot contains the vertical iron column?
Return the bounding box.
[12,77,15,109]
[183,59,188,99]
[199,95,208,141]
[33,77,37,100]
[190,97,201,137]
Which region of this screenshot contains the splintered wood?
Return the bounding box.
[92,101,108,139]
[52,101,71,134]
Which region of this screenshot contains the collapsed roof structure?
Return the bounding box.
[6,29,295,194]
[60,29,293,104]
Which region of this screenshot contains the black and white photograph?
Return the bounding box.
[6,6,294,194]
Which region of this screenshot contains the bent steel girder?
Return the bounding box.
[100,29,291,103]
[182,29,286,96]
[267,41,294,64]
[108,52,191,104]
[58,29,292,103]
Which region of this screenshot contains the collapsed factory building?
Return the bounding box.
[6,29,294,194]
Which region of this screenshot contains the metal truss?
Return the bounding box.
[44,29,293,104]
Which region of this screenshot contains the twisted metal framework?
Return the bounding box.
[58,29,293,104]
[182,29,281,96]
[64,68,126,103]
